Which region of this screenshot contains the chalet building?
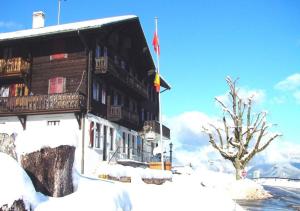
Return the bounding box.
[0,12,171,174]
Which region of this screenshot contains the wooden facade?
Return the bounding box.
[0,17,170,137]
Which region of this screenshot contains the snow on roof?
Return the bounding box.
[0,15,137,42]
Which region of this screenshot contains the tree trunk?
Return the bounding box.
[234,159,242,180]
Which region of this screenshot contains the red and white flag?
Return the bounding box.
[152,32,160,55]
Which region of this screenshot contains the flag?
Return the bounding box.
[152,32,160,55]
[154,72,160,93]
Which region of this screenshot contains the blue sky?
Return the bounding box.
[1,0,300,165]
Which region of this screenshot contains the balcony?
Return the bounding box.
[143,120,170,140]
[95,56,148,99]
[0,57,30,78]
[107,105,139,126]
[0,93,86,116]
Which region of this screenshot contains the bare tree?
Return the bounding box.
[203,77,281,180]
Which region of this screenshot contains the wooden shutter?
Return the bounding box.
[48,77,66,94]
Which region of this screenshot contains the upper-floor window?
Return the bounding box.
[93,80,106,104]
[3,47,13,59]
[93,80,100,101]
[48,77,66,94]
[112,90,123,106]
[141,108,145,122]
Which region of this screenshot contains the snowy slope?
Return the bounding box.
[1,152,245,211]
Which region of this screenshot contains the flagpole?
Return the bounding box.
[154,17,164,171]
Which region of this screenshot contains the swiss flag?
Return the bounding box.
[152,32,160,55]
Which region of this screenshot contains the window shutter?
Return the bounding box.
[48,77,66,94]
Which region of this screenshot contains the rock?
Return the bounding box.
[0,133,17,160]
[21,145,75,197]
[0,199,27,211]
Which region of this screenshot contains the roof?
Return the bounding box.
[0,14,171,90]
[160,75,171,90]
[0,15,137,42]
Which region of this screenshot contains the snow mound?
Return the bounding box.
[16,126,78,156]
[35,176,132,211]
[0,152,39,209]
[227,179,272,200]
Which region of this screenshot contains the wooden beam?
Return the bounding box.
[74,112,82,130]
[17,115,27,130]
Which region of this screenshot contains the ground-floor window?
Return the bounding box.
[110,128,114,151]
[122,132,126,153]
[94,123,101,148]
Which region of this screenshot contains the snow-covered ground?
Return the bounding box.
[1,152,246,211]
[5,148,300,211]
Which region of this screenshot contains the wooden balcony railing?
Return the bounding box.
[95,57,108,74]
[143,120,171,140]
[107,105,139,125]
[0,93,86,116]
[0,57,30,76]
[95,56,148,99]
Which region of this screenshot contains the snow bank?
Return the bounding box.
[94,163,172,181]
[35,176,132,211]
[227,179,272,200]
[126,174,244,211]
[0,152,40,209]
[0,156,244,211]
[16,126,78,156]
[190,167,271,200]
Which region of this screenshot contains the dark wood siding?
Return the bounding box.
[31,51,87,95]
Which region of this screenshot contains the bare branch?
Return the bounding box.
[209,123,224,148]
[258,134,282,152]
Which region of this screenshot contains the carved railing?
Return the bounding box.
[95,57,108,73]
[108,147,153,163]
[107,105,139,125]
[95,56,148,99]
[0,93,86,115]
[0,57,30,76]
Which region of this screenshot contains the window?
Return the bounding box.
[89,122,94,148]
[93,80,100,101]
[127,134,131,158]
[114,55,119,65]
[3,47,13,59]
[103,126,107,161]
[95,44,101,59]
[110,128,114,151]
[101,86,106,104]
[132,135,135,155]
[94,123,101,148]
[47,120,60,126]
[141,108,145,122]
[103,47,108,57]
[113,91,118,106]
[122,132,126,153]
[48,77,66,94]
